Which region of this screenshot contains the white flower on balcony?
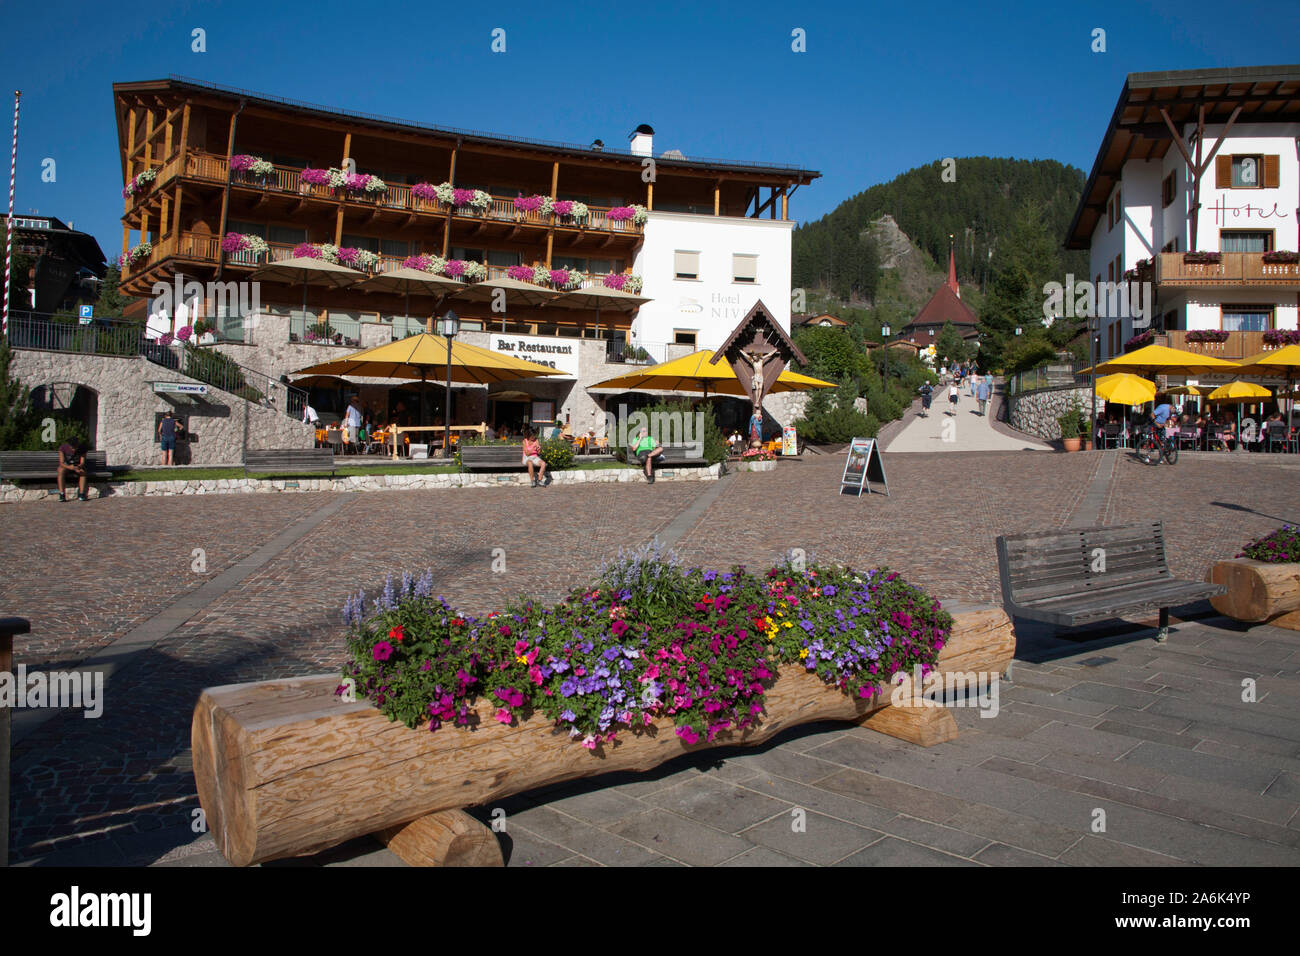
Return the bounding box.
[434,182,455,204]
[631,204,648,226]
[463,261,487,281]
[355,250,380,270]
[470,190,491,209]
[249,158,275,178]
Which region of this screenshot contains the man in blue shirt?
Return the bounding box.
[1152,396,1174,426]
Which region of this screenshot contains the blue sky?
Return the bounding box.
[2,0,1296,261]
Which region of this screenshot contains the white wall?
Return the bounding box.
[633,211,793,353]
[1183,124,1300,252]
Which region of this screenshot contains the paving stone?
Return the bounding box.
[835,837,981,867]
[543,789,651,827]
[1057,836,1182,867]
[1025,720,1144,759]
[972,843,1065,866]
[1000,685,1116,716]
[1118,741,1283,792]
[1191,739,1300,775]
[641,775,790,833]
[943,803,1085,858]
[725,746,844,785]
[551,855,602,866]
[504,807,662,866]
[878,814,994,858]
[1264,772,1300,802]
[1145,695,1300,740]
[738,810,882,865]
[718,846,814,867]
[1063,680,1163,710]
[607,810,754,866]
[503,828,572,868]
[815,768,973,824]
[1030,750,1170,792]
[1100,705,1195,735]
[1004,700,1108,730]
[731,773,901,831]
[1091,719,1201,750]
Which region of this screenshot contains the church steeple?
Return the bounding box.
[946,234,960,299]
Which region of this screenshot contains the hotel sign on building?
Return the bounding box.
[489,334,580,377]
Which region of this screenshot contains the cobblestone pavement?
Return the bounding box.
[4,449,1300,866]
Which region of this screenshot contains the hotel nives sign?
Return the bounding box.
[489,333,580,376]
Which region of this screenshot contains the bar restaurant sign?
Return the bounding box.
[490,334,579,377]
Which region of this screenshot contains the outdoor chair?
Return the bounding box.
[1266,422,1287,453]
[1177,428,1200,451]
[1100,423,1121,449]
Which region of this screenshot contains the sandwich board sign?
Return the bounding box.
[782,425,798,456]
[840,437,888,496]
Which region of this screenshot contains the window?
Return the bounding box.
[674,330,697,346]
[380,238,410,258]
[1162,171,1177,208]
[486,250,521,267]
[1221,305,1272,332]
[553,256,620,275]
[674,250,700,280]
[1108,189,1122,231]
[1220,230,1272,253]
[451,247,485,262]
[341,234,380,252]
[1108,262,1114,283]
[1217,154,1280,189]
[732,254,758,283]
[268,225,306,246]
[1114,254,1123,280]
[227,220,267,238]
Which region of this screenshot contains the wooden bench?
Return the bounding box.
[244,448,336,477]
[996,521,1225,642]
[459,444,525,472]
[628,442,708,469]
[0,451,112,482]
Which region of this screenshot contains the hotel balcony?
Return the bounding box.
[1162,330,1268,361]
[1154,252,1300,289]
[128,150,645,238]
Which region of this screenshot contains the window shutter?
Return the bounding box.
[1262,155,1280,189]
[1216,154,1232,188]
[732,254,757,281]
[674,251,699,278]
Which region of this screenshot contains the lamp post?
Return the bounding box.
[1089,316,1098,448]
[437,310,459,457]
[881,323,891,386]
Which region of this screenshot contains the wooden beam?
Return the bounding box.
[646,181,653,210]
[1196,104,1242,175]
[377,810,503,867]
[172,184,184,240]
[443,144,458,257]
[714,184,720,216]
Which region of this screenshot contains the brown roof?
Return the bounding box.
[795,312,847,327]
[906,280,978,331]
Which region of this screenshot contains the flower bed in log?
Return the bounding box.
[339,542,953,751]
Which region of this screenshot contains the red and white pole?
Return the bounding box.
[2,91,20,339]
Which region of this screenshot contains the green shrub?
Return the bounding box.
[539,437,574,469]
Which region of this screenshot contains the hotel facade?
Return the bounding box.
[1066,65,1300,376]
[109,76,818,442]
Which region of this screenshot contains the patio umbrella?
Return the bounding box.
[1234,344,1300,430]
[1084,344,1242,378]
[250,256,364,327]
[1095,373,1155,406]
[1207,381,1274,441]
[354,268,465,331]
[293,332,563,427]
[548,284,651,337]
[449,278,561,331]
[290,374,353,390]
[589,349,835,400]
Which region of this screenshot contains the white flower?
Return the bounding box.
[463,261,487,281]
[571,201,589,220]
[533,265,550,285]
[249,158,275,177]
[540,196,554,217]
[364,176,387,194]
[356,250,380,270]
[470,189,491,209]
[434,182,455,204]
[631,204,648,225]
[245,236,269,256]
[426,254,448,275]
[326,167,347,188]
[316,243,340,264]
[624,275,643,294]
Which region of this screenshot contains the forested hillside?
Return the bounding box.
[792,157,1090,303]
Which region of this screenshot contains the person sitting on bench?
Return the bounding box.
[631,427,664,483]
[57,439,91,502]
[522,429,550,488]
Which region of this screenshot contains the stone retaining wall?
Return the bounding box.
[0,463,725,503]
[1006,383,1101,440]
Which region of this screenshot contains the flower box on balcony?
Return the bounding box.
[1124,330,1154,351]
[1262,251,1300,264]
[1183,251,1222,264]
[1185,330,1230,344]
[1263,330,1300,347]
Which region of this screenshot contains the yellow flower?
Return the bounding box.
[515,655,528,665]
[783,621,793,629]
[799,647,809,659]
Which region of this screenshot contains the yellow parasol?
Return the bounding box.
[589,349,835,400]
[1095,373,1156,406]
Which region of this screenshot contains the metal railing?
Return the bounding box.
[289,314,363,346]
[5,313,306,419]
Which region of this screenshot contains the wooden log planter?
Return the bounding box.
[1206,558,1300,630]
[192,605,1014,867]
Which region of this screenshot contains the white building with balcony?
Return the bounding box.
[1066,65,1300,371]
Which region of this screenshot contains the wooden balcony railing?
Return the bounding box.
[1155,252,1300,288]
[1163,330,1267,361]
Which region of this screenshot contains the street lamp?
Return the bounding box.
[437,310,460,457]
[881,323,891,386]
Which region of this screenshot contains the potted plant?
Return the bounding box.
[1057,400,1084,452]
[1206,525,1300,630]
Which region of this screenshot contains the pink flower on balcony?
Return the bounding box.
[552,200,574,217]
[404,254,432,271]
[229,154,256,172]
[299,167,332,186]
[411,182,439,201]
[336,247,361,266]
[602,273,627,291]
[175,325,193,343]
[549,269,571,288]
[221,233,249,254]
[606,206,635,221]
[342,173,370,192]
[506,265,537,282]
[158,333,174,345]
[451,188,476,207]
[293,243,321,259]
[444,259,467,278]
[514,194,544,213]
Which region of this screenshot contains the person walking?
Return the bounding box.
[918,382,933,416]
[343,396,363,455]
[976,377,990,416]
[947,381,959,415]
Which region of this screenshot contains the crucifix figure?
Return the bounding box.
[740,344,777,407]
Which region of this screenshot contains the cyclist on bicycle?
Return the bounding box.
[1151,394,1175,431]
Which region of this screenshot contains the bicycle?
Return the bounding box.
[1135,424,1178,466]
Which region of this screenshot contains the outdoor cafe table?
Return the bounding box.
[390,424,486,459]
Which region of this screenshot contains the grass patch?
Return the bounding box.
[113,461,629,483]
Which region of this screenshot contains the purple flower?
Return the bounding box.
[372,641,394,661]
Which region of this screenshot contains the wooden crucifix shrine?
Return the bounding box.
[710,300,806,445]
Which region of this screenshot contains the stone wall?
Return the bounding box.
[0,462,724,503]
[11,350,313,466]
[1006,383,1102,440]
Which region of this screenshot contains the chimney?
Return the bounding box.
[629,124,655,157]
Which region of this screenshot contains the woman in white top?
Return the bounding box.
[948,382,959,414]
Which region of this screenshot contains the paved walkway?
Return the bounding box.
[883,384,1051,454]
[3,448,1299,867]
